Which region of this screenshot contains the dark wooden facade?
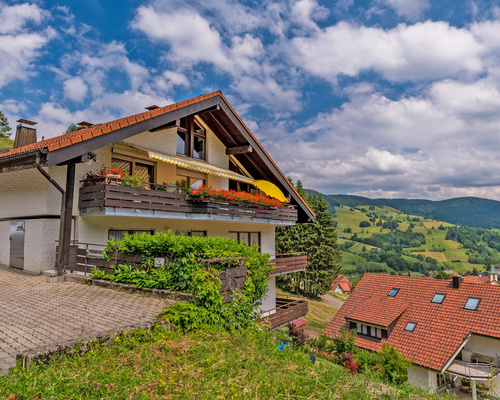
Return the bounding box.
[79,183,298,222]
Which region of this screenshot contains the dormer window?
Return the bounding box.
[431,293,446,304]
[388,288,399,297]
[405,322,417,332]
[464,297,480,311]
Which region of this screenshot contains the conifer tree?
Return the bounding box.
[276,184,342,297]
[0,111,12,138]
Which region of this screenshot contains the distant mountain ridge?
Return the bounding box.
[305,190,500,229]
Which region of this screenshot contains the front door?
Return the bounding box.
[9,220,25,269]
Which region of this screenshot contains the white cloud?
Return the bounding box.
[291,20,484,83]
[0,3,48,34]
[0,3,54,87]
[231,76,302,112]
[383,0,429,20]
[63,77,88,102]
[132,6,227,66]
[359,148,411,174]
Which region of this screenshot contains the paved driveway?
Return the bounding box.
[0,266,174,375]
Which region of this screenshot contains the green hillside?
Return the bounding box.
[319,193,500,229]
[334,204,499,277]
[0,137,13,151]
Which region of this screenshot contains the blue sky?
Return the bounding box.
[1,0,500,200]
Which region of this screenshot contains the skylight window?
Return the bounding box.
[405,322,417,332]
[464,297,480,311]
[388,288,399,297]
[431,293,446,304]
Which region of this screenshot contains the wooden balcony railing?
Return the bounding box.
[260,297,308,330]
[270,253,307,276]
[79,183,298,222]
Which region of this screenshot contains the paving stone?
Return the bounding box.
[0,266,174,375]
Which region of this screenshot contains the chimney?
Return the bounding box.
[13,119,37,149]
[452,275,463,289]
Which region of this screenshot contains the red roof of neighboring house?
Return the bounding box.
[332,275,352,292]
[337,281,352,293]
[325,273,500,372]
[463,275,485,284]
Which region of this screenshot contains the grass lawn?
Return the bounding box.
[0,137,13,151]
[0,325,452,400]
[276,289,338,335]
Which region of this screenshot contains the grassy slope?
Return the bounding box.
[276,289,338,334]
[0,326,452,400]
[0,137,13,151]
[335,205,479,274]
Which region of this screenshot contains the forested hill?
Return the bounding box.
[304,191,500,229]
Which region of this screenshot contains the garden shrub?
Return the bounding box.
[91,231,273,333]
[310,329,411,386]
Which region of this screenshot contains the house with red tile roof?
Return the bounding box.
[325,273,500,398]
[0,91,313,327]
[332,274,352,294]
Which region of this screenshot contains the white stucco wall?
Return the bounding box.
[0,220,10,266]
[0,168,51,218]
[23,218,60,274]
[408,365,435,392]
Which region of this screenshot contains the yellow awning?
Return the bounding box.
[148,150,254,184]
[253,180,289,202]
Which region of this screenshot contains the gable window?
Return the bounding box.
[464,297,480,311]
[176,117,206,160]
[405,322,417,332]
[388,288,399,297]
[431,293,446,304]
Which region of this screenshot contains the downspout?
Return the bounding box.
[36,152,66,276]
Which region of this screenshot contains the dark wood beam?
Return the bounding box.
[226,145,253,155]
[148,119,180,132]
[47,96,220,166]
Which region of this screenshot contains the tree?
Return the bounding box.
[276,189,342,297]
[0,111,12,138]
[65,123,78,134]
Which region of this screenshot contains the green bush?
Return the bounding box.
[93,231,273,333]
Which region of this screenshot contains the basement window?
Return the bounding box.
[464,297,480,311]
[388,288,400,297]
[431,293,446,304]
[405,322,417,332]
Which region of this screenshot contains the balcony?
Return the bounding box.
[78,182,298,224]
[270,253,307,276]
[446,359,500,380]
[260,296,308,330]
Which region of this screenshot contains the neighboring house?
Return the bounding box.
[0,91,313,328]
[332,274,352,294]
[325,273,500,399]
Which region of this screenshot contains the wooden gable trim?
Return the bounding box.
[46,96,220,166]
